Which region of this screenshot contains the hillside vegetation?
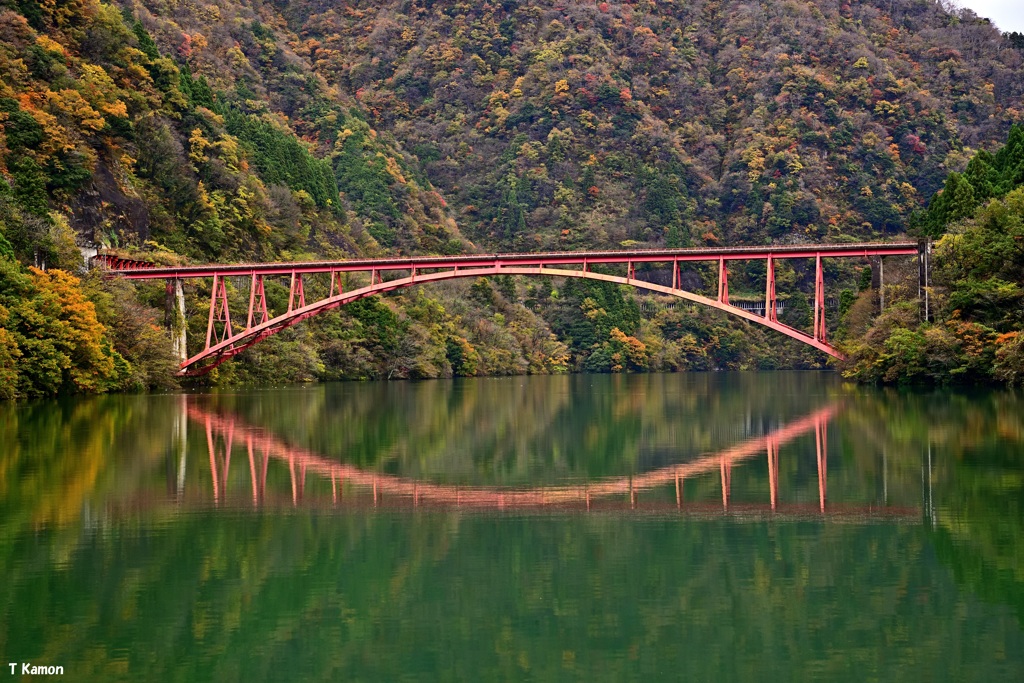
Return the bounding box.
[278,0,1024,248]
[841,123,1024,385]
[1,0,1023,397]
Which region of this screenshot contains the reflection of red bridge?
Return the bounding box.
[100,242,921,375]
[189,402,916,519]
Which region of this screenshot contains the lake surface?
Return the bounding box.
[2,372,1023,680]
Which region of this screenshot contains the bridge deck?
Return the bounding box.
[99,241,920,279]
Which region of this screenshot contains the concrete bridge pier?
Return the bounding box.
[871,256,884,313]
[165,278,187,364]
[918,239,931,322]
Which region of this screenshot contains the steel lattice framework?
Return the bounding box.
[96,242,921,375]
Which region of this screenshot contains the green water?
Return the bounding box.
[1,372,1023,681]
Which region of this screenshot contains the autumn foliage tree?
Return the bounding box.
[0,257,127,397]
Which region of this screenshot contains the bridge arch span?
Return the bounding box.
[185,265,837,375]
[98,242,922,375]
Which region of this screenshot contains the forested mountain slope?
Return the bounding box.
[0,0,465,262]
[270,0,1024,249]
[1,0,1023,397]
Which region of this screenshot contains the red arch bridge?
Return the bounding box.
[97,242,922,376]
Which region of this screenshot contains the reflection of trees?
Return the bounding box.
[3,375,1024,678]
[3,375,1020,519]
[3,514,1024,681]
[930,419,1024,624]
[0,394,178,533]
[836,387,1024,626]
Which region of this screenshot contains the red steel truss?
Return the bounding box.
[95,242,921,375]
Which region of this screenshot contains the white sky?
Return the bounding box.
[953,0,1024,33]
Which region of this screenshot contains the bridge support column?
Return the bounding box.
[718,258,729,304]
[764,257,777,322]
[918,239,930,322]
[248,274,269,328]
[872,257,884,313]
[165,278,187,364]
[329,270,344,297]
[288,273,306,312]
[206,274,233,349]
[813,255,826,342]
